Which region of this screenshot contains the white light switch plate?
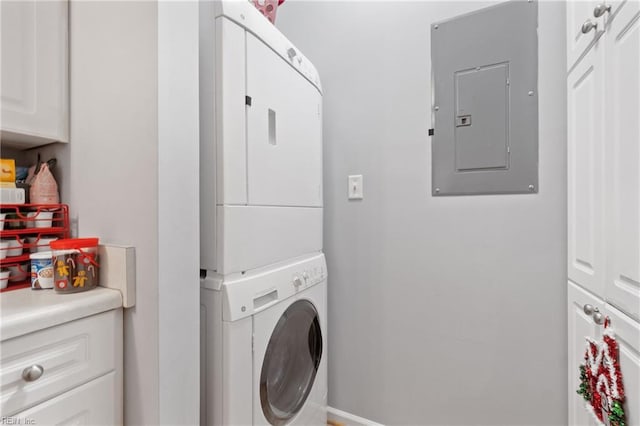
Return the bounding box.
[348,175,363,200]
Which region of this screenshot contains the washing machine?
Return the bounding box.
[201,253,328,426]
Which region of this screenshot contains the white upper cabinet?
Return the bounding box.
[568,35,606,298]
[603,0,640,321]
[568,0,640,321]
[1,0,69,148]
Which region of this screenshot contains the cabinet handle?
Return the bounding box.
[583,304,595,315]
[22,365,44,382]
[582,19,598,34]
[593,311,605,325]
[593,4,611,18]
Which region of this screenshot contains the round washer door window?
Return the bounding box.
[260,299,323,425]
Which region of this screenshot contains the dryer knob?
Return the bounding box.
[302,272,310,283]
[293,276,303,287]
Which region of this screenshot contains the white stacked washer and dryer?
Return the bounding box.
[199,2,326,425]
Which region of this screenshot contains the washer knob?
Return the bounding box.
[293,276,303,287]
[302,272,310,283]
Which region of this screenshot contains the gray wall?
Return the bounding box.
[278,2,567,425]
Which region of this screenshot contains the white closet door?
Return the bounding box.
[568,281,605,426]
[604,0,640,322]
[568,40,606,298]
[245,33,322,208]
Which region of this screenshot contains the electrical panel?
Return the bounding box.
[431,0,538,196]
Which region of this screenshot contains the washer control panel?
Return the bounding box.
[222,253,327,321]
[292,264,325,290]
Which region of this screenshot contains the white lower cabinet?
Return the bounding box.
[568,281,640,426]
[15,372,117,425]
[604,303,640,426]
[568,281,604,426]
[0,309,123,424]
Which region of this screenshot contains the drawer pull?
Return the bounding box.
[22,365,44,382]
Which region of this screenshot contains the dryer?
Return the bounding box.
[201,253,328,426]
[199,1,324,276]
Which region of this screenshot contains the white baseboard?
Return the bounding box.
[327,407,385,426]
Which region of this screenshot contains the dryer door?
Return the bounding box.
[246,33,323,208]
[257,299,323,425]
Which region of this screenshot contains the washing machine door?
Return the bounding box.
[259,299,323,425]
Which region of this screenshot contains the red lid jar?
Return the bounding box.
[50,238,100,293]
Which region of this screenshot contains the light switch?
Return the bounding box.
[348,175,363,200]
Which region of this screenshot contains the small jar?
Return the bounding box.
[50,238,99,293]
[30,251,54,289]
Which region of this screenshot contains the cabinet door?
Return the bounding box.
[603,0,640,322]
[567,41,606,298]
[15,372,117,425]
[0,0,68,145]
[568,281,604,426]
[604,304,640,426]
[567,0,603,70]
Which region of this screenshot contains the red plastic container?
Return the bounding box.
[50,238,100,293]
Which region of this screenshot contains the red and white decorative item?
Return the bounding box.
[577,317,627,426]
[251,0,285,24]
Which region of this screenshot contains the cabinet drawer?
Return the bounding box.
[0,309,122,416]
[14,372,118,425]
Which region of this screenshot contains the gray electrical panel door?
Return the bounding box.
[431,0,538,196]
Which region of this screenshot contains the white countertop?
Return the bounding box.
[0,287,122,341]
